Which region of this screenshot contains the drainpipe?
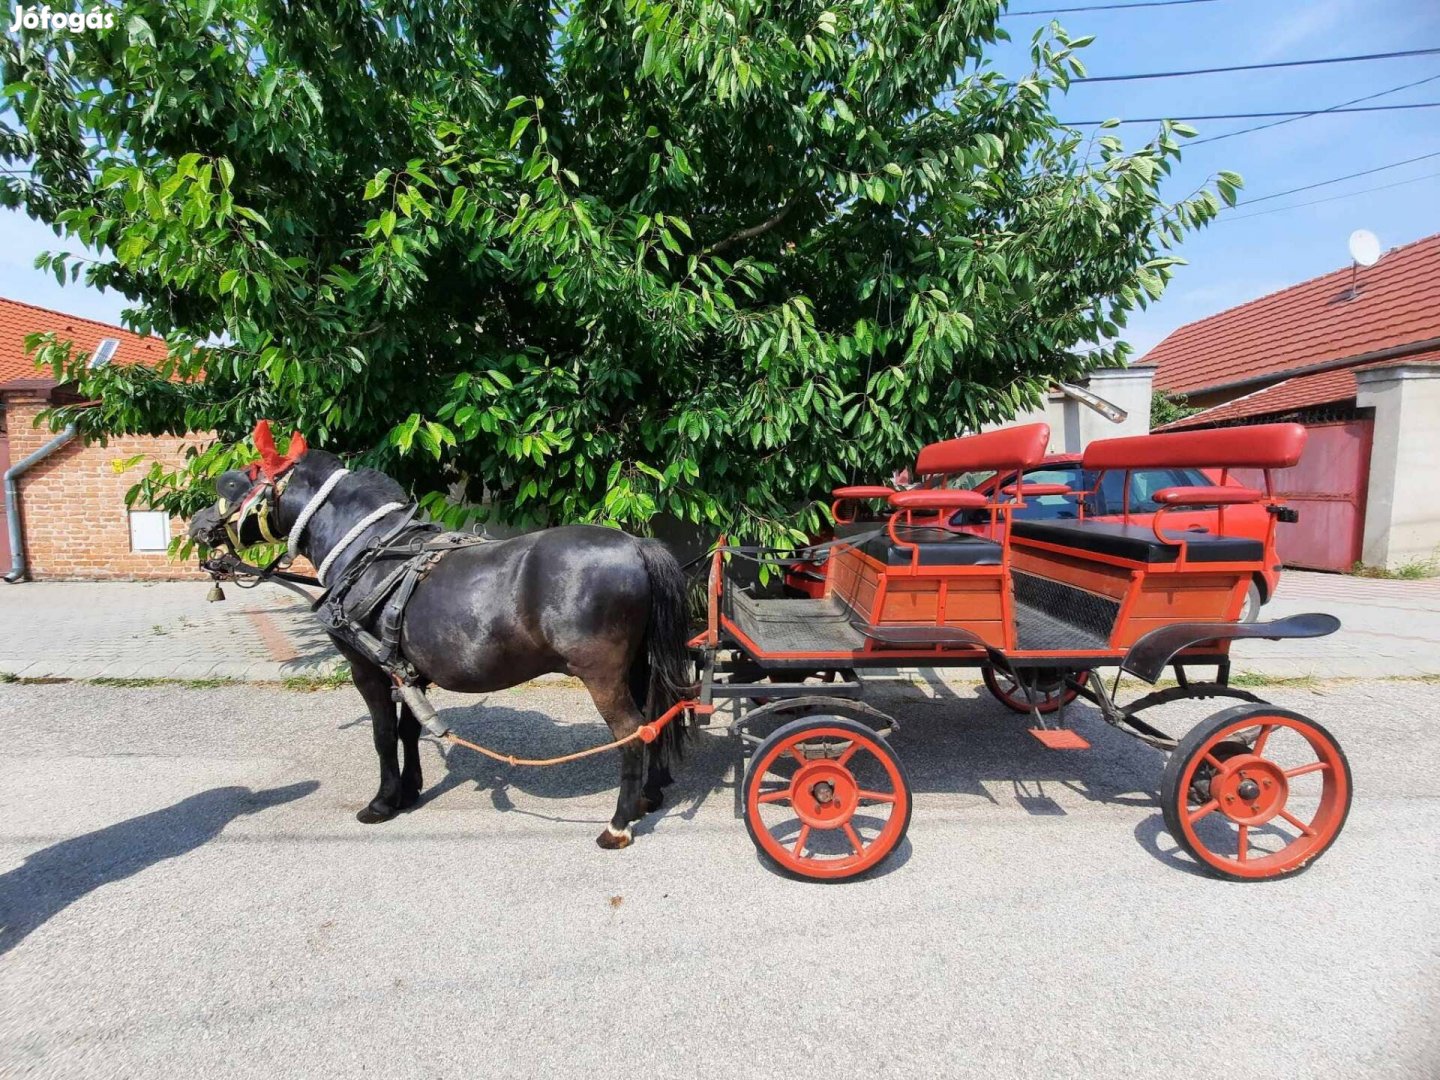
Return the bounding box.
[4,337,117,583]
[4,424,78,582]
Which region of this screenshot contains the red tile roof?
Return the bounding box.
[1159,346,1440,430]
[0,296,164,388]
[1146,232,1440,395]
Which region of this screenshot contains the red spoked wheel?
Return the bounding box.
[743,715,912,881]
[1161,705,1351,881]
[982,666,1088,715]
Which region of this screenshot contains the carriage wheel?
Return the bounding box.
[743,715,912,881]
[982,666,1088,715]
[1161,704,1351,881]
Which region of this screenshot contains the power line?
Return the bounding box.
[1076,47,1440,83]
[1238,149,1440,205]
[1189,73,1440,145]
[1001,0,1218,15]
[1062,101,1440,124]
[1220,169,1440,221]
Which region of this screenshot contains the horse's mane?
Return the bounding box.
[348,466,408,502]
[302,451,408,503]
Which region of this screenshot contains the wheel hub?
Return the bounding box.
[1210,754,1289,825]
[789,760,859,829]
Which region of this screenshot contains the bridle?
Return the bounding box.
[214,419,314,555]
[213,420,403,585]
[217,462,294,549]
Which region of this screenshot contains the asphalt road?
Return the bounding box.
[1,674,1437,1079]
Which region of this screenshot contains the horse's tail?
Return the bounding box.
[632,538,695,768]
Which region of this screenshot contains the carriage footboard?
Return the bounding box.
[728,589,867,655]
[1121,612,1341,683]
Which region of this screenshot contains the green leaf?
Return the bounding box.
[127,14,155,45]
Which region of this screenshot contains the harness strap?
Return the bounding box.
[317,501,407,584]
[692,527,891,569]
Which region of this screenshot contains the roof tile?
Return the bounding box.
[1159,347,1440,429]
[0,296,164,388]
[1147,232,1440,395]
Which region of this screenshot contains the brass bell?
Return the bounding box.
[206,582,227,603]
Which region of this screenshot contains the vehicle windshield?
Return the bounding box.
[952,463,1216,524]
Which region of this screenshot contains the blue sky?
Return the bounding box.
[2,0,1438,360]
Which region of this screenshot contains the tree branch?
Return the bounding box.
[705,194,804,255]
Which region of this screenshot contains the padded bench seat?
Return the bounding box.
[1011,519,1263,564]
[856,526,1004,567]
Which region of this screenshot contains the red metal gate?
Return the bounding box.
[1236,418,1372,572]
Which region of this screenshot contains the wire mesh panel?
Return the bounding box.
[1012,570,1119,650]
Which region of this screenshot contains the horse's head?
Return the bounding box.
[189,419,309,551]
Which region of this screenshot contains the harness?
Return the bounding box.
[209,464,487,694]
[203,420,700,762]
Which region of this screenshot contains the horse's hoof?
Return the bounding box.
[397,789,422,811]
[638,792,663,815]
[596,825,633,850]
[356,802,397,824]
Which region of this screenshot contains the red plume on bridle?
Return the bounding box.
[251,419,309,480]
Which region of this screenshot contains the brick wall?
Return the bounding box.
[3,393,209,581]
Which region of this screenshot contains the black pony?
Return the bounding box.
[189,426,692,849]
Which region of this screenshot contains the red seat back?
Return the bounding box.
[1082,423,1307,471]
[915,422,1050,478]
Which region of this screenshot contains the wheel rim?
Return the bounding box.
[986,667,1087,714]
[746,725,908,880]
[1174,715,1349,879]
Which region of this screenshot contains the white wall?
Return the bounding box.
[1000,367,1154,452]
[1355,364,1440,570]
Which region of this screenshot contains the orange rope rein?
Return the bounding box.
[439,700,703,768]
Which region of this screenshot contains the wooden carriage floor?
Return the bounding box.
[728,590,866,653]
[730,584,1112,654]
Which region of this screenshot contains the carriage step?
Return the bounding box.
[1029,728,1091,750]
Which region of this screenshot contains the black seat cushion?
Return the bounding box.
[857,526,1004,567]
[1011,519,1263,564]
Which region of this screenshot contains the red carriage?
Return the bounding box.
[691,421,1350,882]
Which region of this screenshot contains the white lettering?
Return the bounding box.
[8,5,119,34]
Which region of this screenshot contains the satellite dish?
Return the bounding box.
[1348,229,1382,267]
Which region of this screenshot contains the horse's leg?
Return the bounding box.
[641,750,673,814]
[629,659,673,813]
[347,654,407,824]
[583,674,648,849]
[397,702,424,809]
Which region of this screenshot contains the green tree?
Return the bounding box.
[2,0,1235,547]
[1150,389,1199,429]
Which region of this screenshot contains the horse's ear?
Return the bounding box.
[252,419,306,478]
[253,419,276,457]
[252,419,289,479]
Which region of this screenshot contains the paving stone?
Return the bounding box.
[2,572,1437,685]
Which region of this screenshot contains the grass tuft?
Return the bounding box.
[1351,552,1439,580]
[89,676,241,689]
[280,665,352,692]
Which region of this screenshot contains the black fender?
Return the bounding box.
[1122,612,1340,684]
[729,695,899,740]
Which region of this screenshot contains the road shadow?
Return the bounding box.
[384,699,730,833]
[0,781,318,956]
